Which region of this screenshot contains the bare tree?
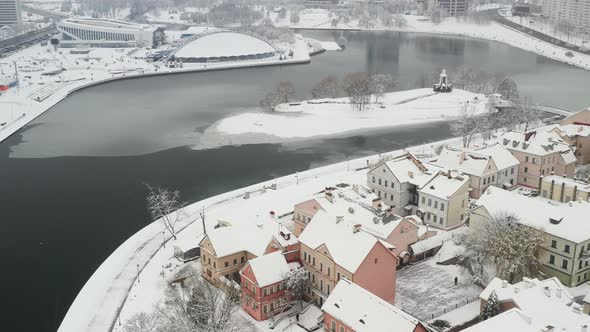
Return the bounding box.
[369,73,396,103]
[342,72,371,111]
[311,76,340,99]
[146,185,185,240]
[290,10,300,24]
[285,267,308,310]
[451,104,480,147]
[513,97,541,132]
[259,92,281,112]
[124,312,163,332]
[277,81,295,103]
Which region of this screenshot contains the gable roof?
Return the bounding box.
[419,171,469,200]
[473,143,520,170]
[378,152,441,187]
[496,130,575,160]
[474,186,590,243]
[430,147,493,177]
[474,278,590,332]
[322,279,423,332]
[246,251,291,287]
[461,308,536,332]
[298,210,393,273]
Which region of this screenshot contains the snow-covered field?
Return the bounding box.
[210,88,487,144]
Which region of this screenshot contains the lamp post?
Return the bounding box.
[136,264,140,283]
[162,231,165,248]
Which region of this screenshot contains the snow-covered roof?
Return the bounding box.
[298,210,389,273]
[175,31,276,59]
[473,143,520,171]
[172,237,199,252]
[557,124,590,138]
[202,215,296,258]
[474,187,590,243]
[543,175,590,194]
[322,279,422,332]
[410,227,464,254]
[382,153,440,188]
[476,277,590,332]
[247,251,291,287]
[461,308,537,332]
[419,172,469,200]
[430,147,492,177]
[496,130,575,161]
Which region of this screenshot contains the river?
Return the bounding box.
[1,30,589,331]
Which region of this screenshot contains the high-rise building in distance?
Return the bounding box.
[0,0,21,26]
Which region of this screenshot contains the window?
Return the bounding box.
[524,167,528,173]
[327,267,331,277]
[225,262,229,268]
[460,214,464,221]
[434,201,438,209]
[441,203,445,211]
[491,175,495,182]
[213,262,216,268]
[378,178,382,185]
[549,255,555,264]
[331,321,336,331]
[551,240,557,248]
[565,244,570,253]
[533,158,536,164]
[511,167,514,174]
[440,217,444,224]
[525,156,529,162]
[263,305,268,314]
[320,262,323,272]
[391,194,394,200]
[422,197,425,204]
[320,280,323,291]
[483,178,487,185]
[372,176,375,183]
[580,261,583,269]
[241,256,245,263]
[433,215,437,223]
[391,182,394,188]
[374,258,378,264]
[264,288,268,296]
[313,257,315,266]
[428,199,432,207]
[385,180,388,187]
[562,260,568,269]
[524,177,527,183]
[233,258,237,265]
[340,327,345,332]
[304,252,307,261]
[337,272,341,281]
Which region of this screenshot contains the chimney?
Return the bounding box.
[372,197,382,208]
[386,208,395,217]
[326,191,334,203]
[459,152,466,163]
[542,325,555,332]
[502,280,508,288]
[353,224,362,233]
[408,171,414,178]
[447,170,452,179]
[514,287,519,293]
[269,211,276,220]
[582,324,588,332]
[556,288,562,298]
[352,184,359,193]
[544,286,551,297]
[336,216,344,224]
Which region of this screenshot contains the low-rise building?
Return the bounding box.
[322,279,428,332]
[471,186,590,286]
[298,209,399,306]
[496,130,577,189]
[540,175,590,203]
[199,216,298,287]
[292,187,436,264]
[554,108,590,165]
[465,277,590,332]
[417,171,470,229]
[429,144,519,198]
[240,251,298,321]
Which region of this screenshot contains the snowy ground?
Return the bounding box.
[207,88,487,147]
[395,258,482,321]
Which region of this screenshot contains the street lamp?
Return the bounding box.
[162,231,165,248]
[136,264,140,283]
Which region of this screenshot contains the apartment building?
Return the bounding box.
[322,279,428,332]
[540,175,590,202]
[240,251,297,321]
[298,210,398,306]
[496,130,577,189]
[471,186,590,286]
[429,144,519,198]
[292,188,437,264]
[464,277,590,332]
[542,0,590,31]
[199,218,298,287]
[0,0,21,26]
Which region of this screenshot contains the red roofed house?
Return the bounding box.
[240,251,298,321]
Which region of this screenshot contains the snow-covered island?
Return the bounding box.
[204,88,488,147]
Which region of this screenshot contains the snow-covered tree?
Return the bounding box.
[124,312,163,332]
[497,78,520,101]
[146,185,186,240]
[480,291,501,321]
[259,92,281,112]
[285,268,308,310]
[311,76,340,99]
[369,73,396,103]
[451,104,479,147]
[463,212,546,284]
[512,97,541,132]
[290,11,300,24]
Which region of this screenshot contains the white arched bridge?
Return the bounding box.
[491,99,574,117]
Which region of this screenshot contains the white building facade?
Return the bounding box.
[0,0,21,26]
[56,18,164,48]
[542,0,590,31]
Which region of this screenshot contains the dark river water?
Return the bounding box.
[1,30,590,331]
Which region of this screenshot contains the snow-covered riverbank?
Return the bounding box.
[202,88,487,148]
